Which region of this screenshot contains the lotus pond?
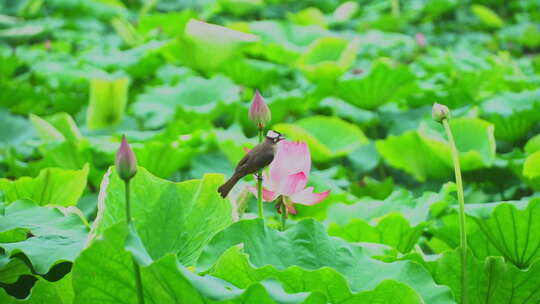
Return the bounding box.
[1,0,540,303]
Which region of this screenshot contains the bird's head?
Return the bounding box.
[266,130,286,144]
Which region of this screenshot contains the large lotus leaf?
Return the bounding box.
[431,199,540,269]
[327,187,454,227]
[172,19,259,72]
[421,118,496,171]
[274,116,367,162]
[328,212,427,253]
[0,165,89,207]
[246,20,329,64]
[469,199,540,268]
[73,223,325,304]
[471,4,504,29]
[376,130,451,181]
[133,140,196,178]
[523,151,540,190]
[480,89,540,142]
[525,134,540,154]
[0,109,35,149]
[337,59,415,110]
[0,254,30,284]
[137,11,194,37]
[132,75,239,127]
[208,246,424,304]
[92,168,232,266]
[198,219,455,303]
[218,0,263,16]
[87,76,130,130]
[30,112,82,142]
[0,200,88,274]
[377,118,496,181]
[220,57,287,88]
[297,36,360,83]
[429,249,540,304]
[0,274,73,304]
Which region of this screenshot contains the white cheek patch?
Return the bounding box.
[266,130,280,139]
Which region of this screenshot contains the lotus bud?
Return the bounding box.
[432,103,450,123]
[249,90,271,130]
[115,135,137,181]
[415,33,427,48]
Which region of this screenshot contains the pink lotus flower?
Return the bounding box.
[249,140,330,214]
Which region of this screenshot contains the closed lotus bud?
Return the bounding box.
[115,135,137,181]
[432,103,450,123]
[415,33,427,48]
[249,90,271,129]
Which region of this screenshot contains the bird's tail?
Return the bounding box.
[218,174,242,198]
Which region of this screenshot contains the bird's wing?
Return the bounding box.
[234,153,250,173]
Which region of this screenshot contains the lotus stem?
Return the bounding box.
[280,197,287,231]
[442,118,468,304]
[391,0,400,17]
[125,181,145,304]
[257,128,264,219]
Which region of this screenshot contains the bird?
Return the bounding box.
[218,130,285,198]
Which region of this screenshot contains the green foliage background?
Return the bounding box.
[1,0,540,303]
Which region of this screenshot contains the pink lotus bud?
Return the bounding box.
[432,103,450,123]
[249,90,271,130]
[415,33,427,48]
[115,135,137,181]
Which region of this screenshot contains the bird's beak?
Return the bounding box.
[278,134,286,141]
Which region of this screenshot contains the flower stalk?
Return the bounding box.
[257,129,264,218]
[434,103,468,304]
[280,197,287,231]
[249,90,271,219]
[125,181,145,304]
[116,136,145,304]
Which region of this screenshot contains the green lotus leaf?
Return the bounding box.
[133,75,239,128]
[288,7,327,28]
[297,36,360,83]
[0,274,73,304]
[337,59,415,110]
[33,112,82,142]
[220,57,287,88]
[525,134,540,154]
[0,200,88,274]
[377,118,496,181]
[523,150,540,190]
[198,219,455,303]
[0,109,35,150]
[376,130,451,181]
[0,165,89,206]
[471,4,504,29]
[133,140,196,179]
[480,89,540,142]
[328,212,427,253]
[169,19,259,72]
[430,198,540,269]
[137,11,194,37]
[208,246,424,304]
[327,186,454,227]
[246,20,329,64]
[274,115,368,162]
[73,223,325,304]
[429,249,540,303]
[218,0,263,16]
[0,254,31,284]
[92,168,232,266]
[87,76,130,130]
